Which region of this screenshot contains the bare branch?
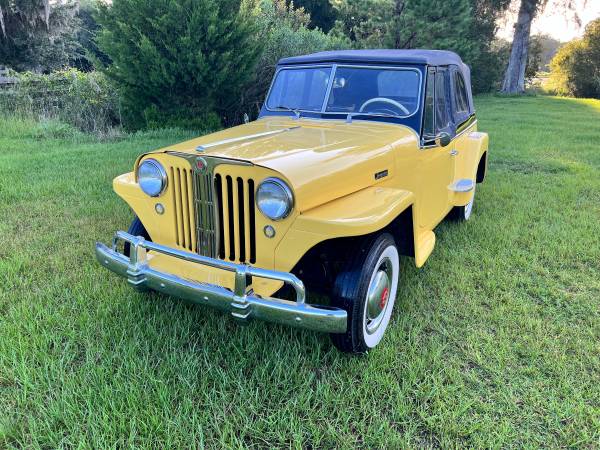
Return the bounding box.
[0,5,5,38]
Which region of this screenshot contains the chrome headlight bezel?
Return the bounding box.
[137,158,167,197]
[256,177,294,221]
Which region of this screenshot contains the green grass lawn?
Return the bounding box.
[1,95,599,448]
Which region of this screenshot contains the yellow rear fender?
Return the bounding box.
[450,131,489,207]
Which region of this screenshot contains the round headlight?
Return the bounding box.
[256,177,293,221]
[137,158,167,197]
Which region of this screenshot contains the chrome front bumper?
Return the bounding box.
[95,231,347,333]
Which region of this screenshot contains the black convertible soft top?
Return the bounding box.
[278,49,465,67]
[278,49,473,115]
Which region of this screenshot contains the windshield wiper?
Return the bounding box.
[272,105,302,120]
[319,111,402,123]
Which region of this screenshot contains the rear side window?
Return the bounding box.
[453,71,469,114]
[422,70,435,137]
[435,69,450,132]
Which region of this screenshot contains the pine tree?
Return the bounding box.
[94,0,261,129]
[332,0,476,61]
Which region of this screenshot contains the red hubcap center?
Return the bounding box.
[379,287,389,309]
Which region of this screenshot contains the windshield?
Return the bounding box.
[266,67,332,112]
[266,65,421,118]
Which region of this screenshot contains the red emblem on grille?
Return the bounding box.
[196,158,207,172]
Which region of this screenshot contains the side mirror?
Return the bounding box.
[435,131,452,147]
[436,132,451,147]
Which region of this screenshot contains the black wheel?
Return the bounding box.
[124,216,151,257]
[329,233,400,354]
[450,187,475,222]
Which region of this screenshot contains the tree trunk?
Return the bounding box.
[501,0,537,93]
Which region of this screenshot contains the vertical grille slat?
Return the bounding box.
[242,180,251,263]
[174,169,185,248]
[170,167,180,246]
[185,170,196,252]
[232,177,241,262]
[215,174,225,259]
[181,169,191,250]
[226,176,235,260]
[248,179,256,264]
[168,158,256,264]
[221,176,232,260]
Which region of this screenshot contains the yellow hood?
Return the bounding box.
[159,117,418,212]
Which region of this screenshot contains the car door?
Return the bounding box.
[418,67,455,229]
[448,66,477,182]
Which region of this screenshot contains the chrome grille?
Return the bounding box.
[168,155,256,264]
[193,170,218,258]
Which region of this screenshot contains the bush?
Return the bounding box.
[0,69,121,133]
[94,0,260,130]
[547,19,600,99]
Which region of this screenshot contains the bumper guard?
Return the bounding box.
[95,231,347,333]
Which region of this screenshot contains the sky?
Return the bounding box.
[497,0,600,42]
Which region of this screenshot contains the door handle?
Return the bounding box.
[449,149,458,156]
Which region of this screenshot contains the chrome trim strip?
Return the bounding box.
[195,127,300,152]
[95,233,347,333]
[320,63,337,112]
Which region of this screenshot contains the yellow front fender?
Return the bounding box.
[275,187,417,272]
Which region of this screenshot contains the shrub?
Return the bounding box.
[94,0,261,130]
[547,19,600,99]
[0,69,121,133]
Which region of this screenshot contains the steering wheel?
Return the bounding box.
[359,97,410,116]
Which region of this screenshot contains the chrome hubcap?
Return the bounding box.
[365,258,393,334]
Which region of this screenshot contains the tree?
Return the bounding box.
[525,34,543,79]
[501,0,578,93]
[548,19,600,98]
[332,0,475,57]
[72,0,108,71]
[94,0,261,129]
[0,0,80,72]
[501,0,540,93]
[292,0,337,32]
[467,0,512,93]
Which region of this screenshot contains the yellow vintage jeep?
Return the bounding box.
[96,50,488,353]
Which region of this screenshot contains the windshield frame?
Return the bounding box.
[264,63,423,121]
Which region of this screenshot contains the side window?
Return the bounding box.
[423,69,435,137]
[435,69,450,132]
[453,71,469,114]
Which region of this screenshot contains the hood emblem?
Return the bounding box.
[196,158,207,172]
